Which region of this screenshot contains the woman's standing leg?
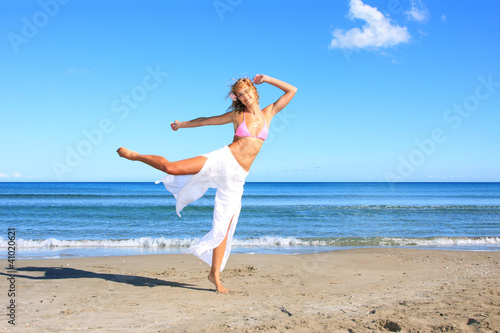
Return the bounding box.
[117,147,207,175]
[208,216,234,293]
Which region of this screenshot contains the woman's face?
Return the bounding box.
[235,85,257,106]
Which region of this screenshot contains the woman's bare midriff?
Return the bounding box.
[228,137,264,172]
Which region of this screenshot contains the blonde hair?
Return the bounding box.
[226,78,260,115]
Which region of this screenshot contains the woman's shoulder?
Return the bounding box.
[228,109,245,118]
[225,110,242,124]
[261,105,274,118]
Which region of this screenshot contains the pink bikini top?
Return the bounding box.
[235,109,268,141]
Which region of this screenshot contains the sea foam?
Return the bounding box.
[2,236,499,249]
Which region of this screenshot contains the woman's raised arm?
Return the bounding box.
[171,112,233,131]
[253,74,297,115]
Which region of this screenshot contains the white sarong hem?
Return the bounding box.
[155,145,248,271]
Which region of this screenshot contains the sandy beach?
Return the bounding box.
[3,248,499,332]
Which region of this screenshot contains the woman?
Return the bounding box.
[117,74,297,293]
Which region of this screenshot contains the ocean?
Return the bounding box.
[1,182,499,259]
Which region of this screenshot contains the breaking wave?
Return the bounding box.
[2,236,499,249]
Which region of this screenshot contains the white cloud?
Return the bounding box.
[440,14,447,23]
[64,68,92,75]
[418,29,429,37]
[330,0,411,50]
[405,0,430,23]
[0,171,22,179]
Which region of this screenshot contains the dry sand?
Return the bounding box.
[2,248,499,332]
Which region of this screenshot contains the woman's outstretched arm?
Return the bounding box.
[171,112,233,131]
[253,74,297,115]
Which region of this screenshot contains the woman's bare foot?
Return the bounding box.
[116,147,138,160]
[208,273,229,293]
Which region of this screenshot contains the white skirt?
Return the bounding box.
[155,145,249,271]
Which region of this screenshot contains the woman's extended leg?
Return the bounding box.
[208,216,234,293]
[117,147,207,175]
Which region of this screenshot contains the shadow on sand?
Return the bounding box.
[1,266,214,292]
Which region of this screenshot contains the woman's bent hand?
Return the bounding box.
[171,120,180,131]
[253,74,267,85]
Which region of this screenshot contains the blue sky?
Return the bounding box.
[1,0,499,182]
